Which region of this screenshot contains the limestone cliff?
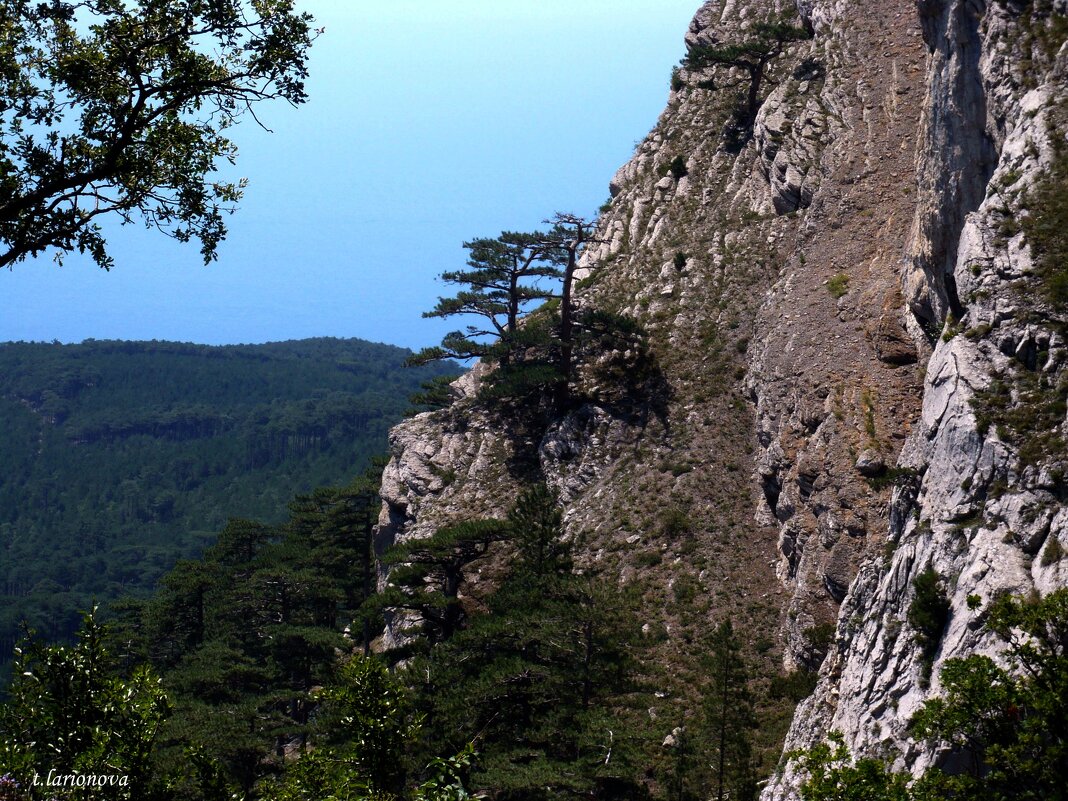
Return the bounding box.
[766,0,1068,795]
[374,0,1068,794]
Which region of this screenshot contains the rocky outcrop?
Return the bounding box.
[373,364,528,648]
[373,0,1067,794]
[765,0,1068,796]
[904,0,1000,331]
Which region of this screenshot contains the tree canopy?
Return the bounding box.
[404,485,646,800]
[368,518,511,648]
[682,14,810,135]
[410,233,563,367]
[0,609,171,801]
[110,465,386,797]
[0,0,316,269]
[412,214,612,406]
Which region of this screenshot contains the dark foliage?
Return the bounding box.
[408,231,563,369]
[0,338,454,681]
[412,214,614,408]
[682,14,810,139]
[113,464,384,797]
[907,567,951,679]
[366,519,512,648]
[407,374,464,416]
[701,621,758,801]
[0,0,315,269]
[405,486,648,800]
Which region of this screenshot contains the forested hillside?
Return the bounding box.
[0,338,456,670]
[2,0,1068,798]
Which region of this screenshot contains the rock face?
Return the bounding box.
[744,0,930,668]
[764,1,1068,795]
[374,0,1068,794]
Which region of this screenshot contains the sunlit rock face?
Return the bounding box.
[764,0,1068,796]
[371,0,1068,794]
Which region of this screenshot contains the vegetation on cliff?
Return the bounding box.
[794,590,1068,801]
[410,214,646,406]
[681,13,810,140]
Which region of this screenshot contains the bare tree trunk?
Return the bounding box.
[557,246,577,405]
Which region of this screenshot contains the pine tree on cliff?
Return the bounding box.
[408,232,562,367]
[682,14,811,133]
[410,214,611,405]
[544,212,598,406]
[363,519,511,648]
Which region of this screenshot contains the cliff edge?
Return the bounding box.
[373,0,1068,794]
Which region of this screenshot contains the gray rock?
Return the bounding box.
[854,449,885,476]
[764,2,1068,797]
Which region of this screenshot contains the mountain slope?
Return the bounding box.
[767,0,1068,792]
[0,337,454,664]
[370,0,1068,796]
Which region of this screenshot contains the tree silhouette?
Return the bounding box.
[702,619,757,801]
[543,213,600,405]
[0,0,316,269]
[411,215,608,405]
[409,232,562,367]
[683,15,810,135]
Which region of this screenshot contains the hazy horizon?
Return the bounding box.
[0,1,699,351]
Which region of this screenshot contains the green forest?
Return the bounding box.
[2,0,1067,799]
[0,338,456,674]
[0,477,772,801]
[3,472,1064,801]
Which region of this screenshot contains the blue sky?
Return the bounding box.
[0,1,699,351]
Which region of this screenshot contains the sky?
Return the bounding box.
[0,1,700,352]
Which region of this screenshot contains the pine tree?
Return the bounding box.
[143,558,221,668]
[910,590,1068,799]
[542,213,598,405]
[409,486,645,799]
[123,467,386,796]
[367,519,511,647]
[682,14,810,138]
[407,374,464,416]
[508,483,571,576]
[283,465,383,648]
[702,620,757,801]
[410,215,627,406]
[409,232,562,368]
